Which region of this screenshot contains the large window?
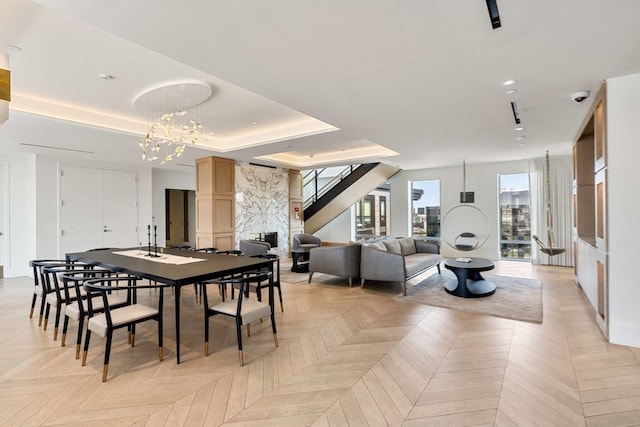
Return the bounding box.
[411,180,440,241]
[355,195,375,236]
[499,173,531,260]
[354,186,390,238]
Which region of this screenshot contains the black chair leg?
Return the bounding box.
[276,285,283,312]
[130,324,136,347]
[203,286,210,356]
[61,316,70,346]
[236,318,244,366]
[158,289,164,361]
[29,294,37,318]
[75,317,85,359]
[38,298,47,326]
[52,302,63,340]
[81,329,92,366]
[43,304,51,330]
[103,332,113,382]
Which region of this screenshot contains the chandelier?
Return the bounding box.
[133,80,212,164]
[139,110,204,164]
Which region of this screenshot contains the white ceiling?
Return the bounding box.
[1,0,639,172]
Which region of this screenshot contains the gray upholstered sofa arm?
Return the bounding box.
[308,244,361,287]
[360,244,406,282]
[415,240,439,254]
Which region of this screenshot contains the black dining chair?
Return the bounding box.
[196,248,243,303]
[82,277,165,382]
[29,259,67,326]
[61,269,129,359]
[41,262,95,339]
[202,271,278,365]
[187,247,218,302]
[234,254,283,312]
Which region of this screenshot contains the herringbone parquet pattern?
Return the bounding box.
[1,261,638,426]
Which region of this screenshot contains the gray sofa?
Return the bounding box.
[308,244,361,287]
[360,237,441,296]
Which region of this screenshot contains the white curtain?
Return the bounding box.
[529,155,573,266]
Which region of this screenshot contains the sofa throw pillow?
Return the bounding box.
[383,239,402,254]
[398,237,417,255]
[367,241,387,251]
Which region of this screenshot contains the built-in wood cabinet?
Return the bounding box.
[195,156,235,250]
[573,83,608,337]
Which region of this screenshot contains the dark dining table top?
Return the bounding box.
[66,247,273,286]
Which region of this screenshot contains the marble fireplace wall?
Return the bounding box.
[235,162,289,257]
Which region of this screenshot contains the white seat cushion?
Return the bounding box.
[46,287,87,305]
[210,299,272,325]
[34,287,44,297]
[87,304,158,338]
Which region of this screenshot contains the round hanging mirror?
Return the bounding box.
[442,204,490,251]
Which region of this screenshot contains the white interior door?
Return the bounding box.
[59,165,102,255]
[101,169,138,248]
[59,165,138,256]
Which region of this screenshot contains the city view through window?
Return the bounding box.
[499,173,531,260]
[409,175,531,260]
[411,180,440,241]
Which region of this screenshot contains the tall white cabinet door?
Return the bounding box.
[59,165,138,256]
[59,166,102,255]
[101,169,138,248]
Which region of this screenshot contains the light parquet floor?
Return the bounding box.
[1,260,638,426]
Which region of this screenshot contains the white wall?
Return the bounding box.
[315,207,354,243]
[0,152,36,277]
[606,73,640,347]
[390,159,531,260]
[0,151,159,277]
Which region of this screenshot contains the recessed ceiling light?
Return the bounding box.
[251,121,257,125]
[517,136,526,141]
[502,79,516,86]
[99,73,114,80]
[506,89,517,94]
[515,127,524,131]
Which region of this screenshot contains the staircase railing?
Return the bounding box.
[303,165,361,209]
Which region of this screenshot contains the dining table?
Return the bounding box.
[66,247,276,364]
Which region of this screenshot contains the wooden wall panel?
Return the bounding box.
[196,196,213,234]
[196,157,212,195]
[195,156,236,250]
[213,195,235,233]
[213,159,235,194]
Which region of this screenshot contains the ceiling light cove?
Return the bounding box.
[256,140,398,168]
[201,119,338,152]
[12,93,143,133]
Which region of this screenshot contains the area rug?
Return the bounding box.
[398,271,543,323]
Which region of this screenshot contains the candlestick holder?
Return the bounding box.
[147,225,152,257]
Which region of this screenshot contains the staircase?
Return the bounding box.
[302,163,400,234]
